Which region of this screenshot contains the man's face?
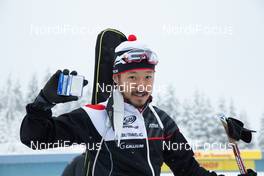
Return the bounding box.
[114,70,155,108]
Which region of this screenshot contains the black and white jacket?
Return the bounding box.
[20,98,218,176]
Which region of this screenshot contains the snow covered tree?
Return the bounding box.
[0,115,8,144]
[12,79,25,113]
[0,87,4,111]
[154,85,193,141]
[258,113,264,149]
[26,74,40,103]
[193,92,215,144]
[155,85,181,122]
[217,98,228,115]
[180,99,193,138]
[0,76,25,151]
[212,98,229,145]
[0,87,8,144]
[3,76,15,125]
[229,99,237,117]
[180,91,220,149]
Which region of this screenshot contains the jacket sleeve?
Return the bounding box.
[20,103,91,149]
[163,130,219,176]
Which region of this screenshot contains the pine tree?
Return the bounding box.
[0,116,8,144]
[258,114,264,149]
[0,87,8,144]
[26,74,40,103]
[229,99,237,117]
[217,98,228,115]
[181,99,193,138]
[213,98,229,145]
[3,76,15,126]
[181,91,219,149]
[13,79,24,113]
[0,87,3,111]
[155,85,181,122]
[0,76,25,150]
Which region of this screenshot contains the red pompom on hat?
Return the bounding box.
[115,34,146,53]
[127,34,137,41]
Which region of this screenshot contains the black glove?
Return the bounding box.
[32,69,88,110]
[238,169,257,176]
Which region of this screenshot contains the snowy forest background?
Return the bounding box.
[0,70,264,154]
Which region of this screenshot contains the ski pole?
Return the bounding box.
[218,114,247,174]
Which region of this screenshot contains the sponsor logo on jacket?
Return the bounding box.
[122,133,143,138]
[123,115,137,125]
[120,142,144,149]
[149,123,159,128]
[123,115,139,129]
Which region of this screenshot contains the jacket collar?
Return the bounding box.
[124,95,152,113]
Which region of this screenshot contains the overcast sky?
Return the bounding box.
[1,0,263,130]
